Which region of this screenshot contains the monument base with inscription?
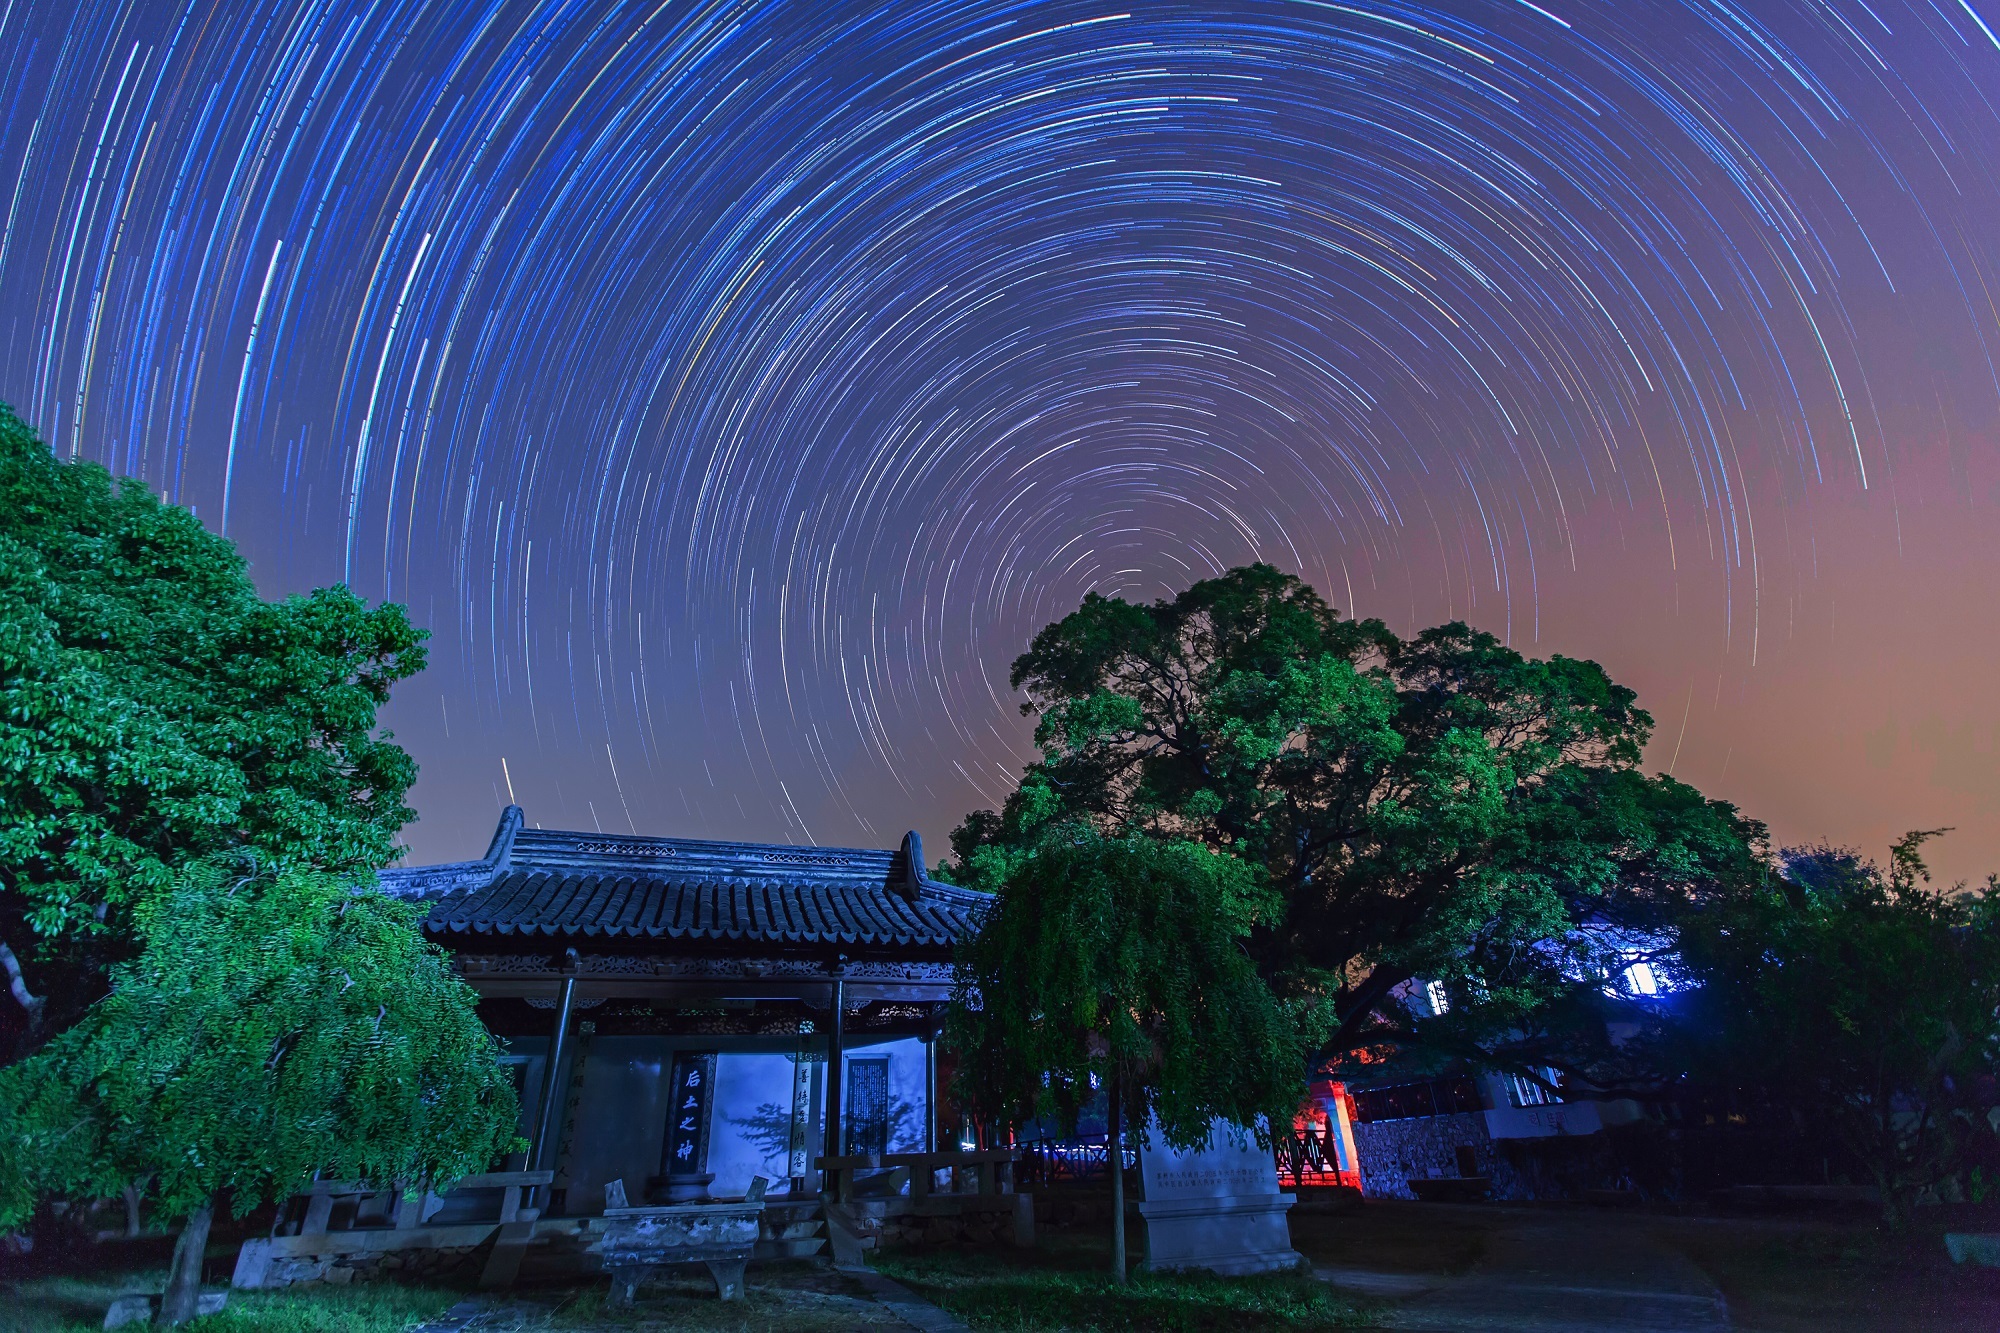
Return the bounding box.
[1136,1120,1304,1277]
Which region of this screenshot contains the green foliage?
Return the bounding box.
[0,404,426,1041]
[952,564,1762,1075]
[0,862,521,1230]
[950,828,1304,1150]
[1671,832,2000,1224]
[0,1273,460,1333]
[171,1284,460,1333]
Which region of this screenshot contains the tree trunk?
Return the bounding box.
[0,941,44,1054]
[123,1182,143,1238]
[1108,1068,1127,1285]
[156,1196,215,1326]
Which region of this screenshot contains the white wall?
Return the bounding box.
[706,1052,807,1195]
[559,1033,934,1208]
[703,1036,931,1194]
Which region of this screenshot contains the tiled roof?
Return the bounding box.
[378,807,987,953]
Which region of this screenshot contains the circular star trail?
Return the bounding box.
[4,1,1999,870]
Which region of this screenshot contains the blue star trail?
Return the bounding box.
[2,1,1997,866]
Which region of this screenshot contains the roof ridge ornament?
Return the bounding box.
[375,804,523,897]
[761,848,854,868]
[485,804,524,869]
[896,831,926,903]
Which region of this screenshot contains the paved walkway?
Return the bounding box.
[408,1299,560,1331]
[1322,1215,1730,1333]
[836,1263,974,1332]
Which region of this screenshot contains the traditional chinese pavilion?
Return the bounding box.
[377,805,989,1216]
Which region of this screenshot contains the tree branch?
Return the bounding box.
[1319,964,1412,1058]
[0,940,45,1021]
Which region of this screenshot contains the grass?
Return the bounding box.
[1291,1198,2000,1333]
[0,1259,889,1333]
[873,1241,1371,1332]
[18,1208,2000,1333]
[0,1271,459,1333]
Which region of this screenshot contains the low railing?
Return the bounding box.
[272,1170,554,1236]
[814,1149,1020,1204]
[1016,1135,1137,1188]
[1273,1125,1358,1189]
[237,1170,558,1291]
[1019,1131,1355,1190]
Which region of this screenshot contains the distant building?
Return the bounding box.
[378,805,989,1215]
[1330,1068,1649,1200]
[1326,974,1655,1200]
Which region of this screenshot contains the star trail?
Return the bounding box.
[4,1,1999,876]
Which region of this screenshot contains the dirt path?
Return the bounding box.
[1321,1214,1729,1333]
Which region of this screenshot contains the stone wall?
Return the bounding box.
[1353,1111,1687,1201]
[1352,1112,1531,1200]
[828,1194,1033,1252]
[253,1241,487,1288]
[867,1209,1019,1249]
[1033,1190,1124,1231]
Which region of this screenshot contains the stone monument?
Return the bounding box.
[1136,1119,1303,1276]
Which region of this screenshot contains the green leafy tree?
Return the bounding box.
[950,829,1304,1280]
[951,564,1761,1081]
[0,405,426,1052]
[1671,831,2000,1225]
[0,862,521,1323]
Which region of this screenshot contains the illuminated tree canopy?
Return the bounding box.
[0,407,426,1050]
[953,565,1763,1074]
[0,863,520,1323]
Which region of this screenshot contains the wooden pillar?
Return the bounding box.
[825,976,846,1162]
[529,971,578,1181]
[923,1017,939,1155]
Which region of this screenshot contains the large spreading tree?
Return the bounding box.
[0,405,427,1055]
[0,863,522,1323]
[950,564,1762,1086]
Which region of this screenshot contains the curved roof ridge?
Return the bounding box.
[381,806,989,952]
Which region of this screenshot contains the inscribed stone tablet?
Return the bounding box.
[1136,1118,1302,1277]
[1139,1120,1283,1201]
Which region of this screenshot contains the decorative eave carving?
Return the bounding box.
[452,952,953,984]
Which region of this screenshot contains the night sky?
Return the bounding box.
[4,1,2000,881]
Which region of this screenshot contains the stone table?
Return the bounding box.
[596,1179,768,1304]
